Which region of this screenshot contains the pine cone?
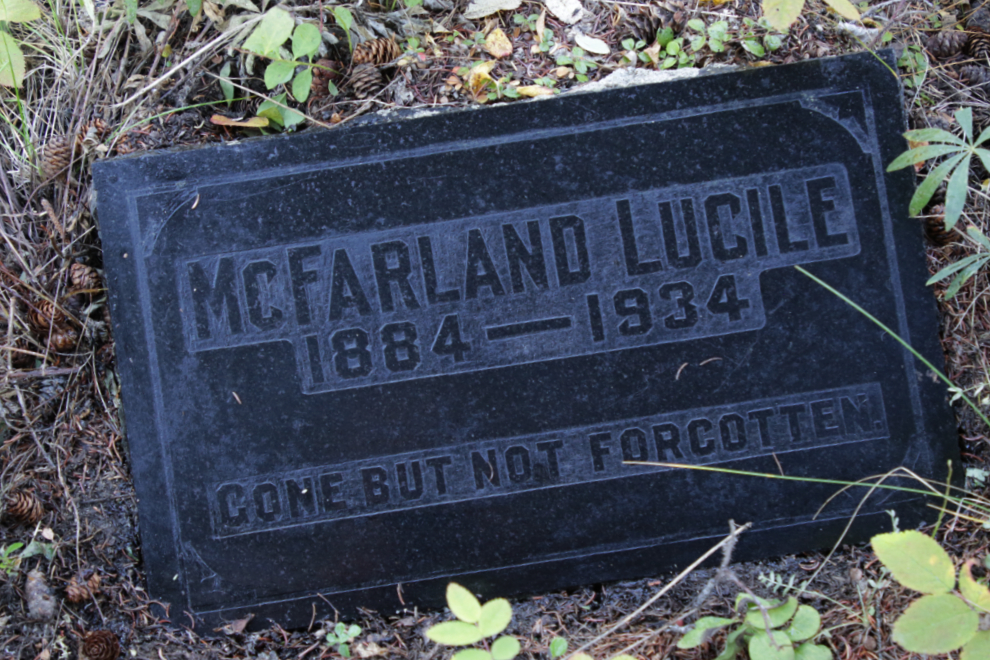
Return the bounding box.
[926,30,968,58]
[66,573,101,603]
[352,38,401,65]
[40,134,76,181]
[960,63,990,85]
[311,59,344,99]
[27,299,65,330]
[47,325,79,352]
[923,205,955,246]
[82,631,119,660]
[5,490,43,523]
[349,63,385,99]
[967,31,990,60]
[70,263,100,293]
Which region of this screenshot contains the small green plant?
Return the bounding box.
[324,622,362,658]
[677,594,831,659]
[897,44,928,90]
[0,0,42,88]
[687,19,728,53]
[872,530,990,658]
[930,225,990,298]
[0,542,24,576]
[555,46,597,81]
[619,38,650,66]
[658,38,692,70]
[426,583,520,660]
[738,17,784,57]
[512,13,539,32]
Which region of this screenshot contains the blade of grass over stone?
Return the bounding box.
[887,144,963,171]
[944,152,972,230]
[910,154,965,215]
[795,265,990,430]
[957,107,974,142]
[904,128,966,145]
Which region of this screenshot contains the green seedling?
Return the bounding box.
[887,106,989,239]
[242,8,323,103]
[929,225,990,298]
[0,542,24,576]
[512,13,539,32]
[620,38,650,66]
[677,594,832,659]
[897,44,927,90]
[426,583,520,660]
[256,92,305,129]
[324,622,362,658]
[687,19,727,53]
[872,530,990,658]
[0,0,42,88]
[659,38,692,70]
[555,46,597,81]
[739,17,784,56]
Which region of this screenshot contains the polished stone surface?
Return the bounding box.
[93,50,957,630]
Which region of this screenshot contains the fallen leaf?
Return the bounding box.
[467,60,498,101]
[545,0,583,23]
[574,32,609,55]
[643,41,661,66]
[907,139,929,171]
[553,66,571,77]
[517,85,554,97]
[210,114,270,128]
[535,9,546,44]
[217,613,255,634]
[485,28,513,58]
[41,527,54,540]
[463,0,521,20]
[354,641,386,658]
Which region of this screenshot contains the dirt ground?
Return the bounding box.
[3,0,990,658]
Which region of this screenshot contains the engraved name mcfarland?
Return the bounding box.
[179,164,859,393]
[210,383,887,537]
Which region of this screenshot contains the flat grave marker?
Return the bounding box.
[93,50,958,630]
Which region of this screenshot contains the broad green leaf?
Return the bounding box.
[822,0,859,20]
[549,637,568,658]
[264,60,295,89]
[795,643,832,660]
[905,127,965,145]
[687,18,705,30]
[975,148,990,176]
[426,621,485,646]
[333,6,353,32]
[872,531,955,594]
[976,125,990,146]
[961,630,990,660]
[713,639,741,660]
[292,23,321,59]
[785,606,821,642]
[909,153,965,215]
[490,635,520,660]
[218,62,234,105]
[256,106,283,127]
[746,597,798,630]
[708,20,728,40]
[963,562,990,613]
[124,0,136,23]
[0,0,41,22]
[478,598,512,637]
[742,39,765,57]
[447,584,482,623]
[762,0,804,32]
[749,630,794,660]
[292,68,312,102]
[887,144,963,171]
[893,594,978,653]
[186,0,202,16]
[0,31,26,87]
[677,617,735,648]
[944,152,973,231]
[736,593,775,610]
[956,107,974,142]
[243,7,294,57]
[451,650,491,660]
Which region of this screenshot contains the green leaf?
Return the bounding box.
[887,144,963,171]
[689,35,706,51]
[708,21,728,40]
[0,0,41,22]
[794,643,832,660]
[243,7,294,57]
[0,31,27,88]
[451,650,492,660]
[124,0,136,23]
[549,637,568,658]
[478,598,512,637]
[446,584,482,623]
[909,153,965,216]
[968,225,990,250]
[427,621,485,646]
[975,148,990,175]
[749,630,795,660]
[961,562,990,613]
[687,18,706,31]
[218,62,234,105]
[956,107,974,142]
[927,253,985,285]
[872,531,956,594]
[292,23,321,59]
[822,0,860,20]
[762,0,804,31]
[746,596,798,630]
[292,68,312,102]
[709,38,724,53]
[946,261,983,298]
[677,617,736,648]
[713,639,741,660]
[186,0,202,16]
[765,34,783,50]
[976,126,990,147]
[904,127,966,145]
[347,625,361,637]
[327,80,339,96]
[944,152,973,231]
[490,636,520,660]
[658,26,674,47]
[892,594,979,654]
[333,6,353,32]
[742,39,765,57]
[736,593,775,610]
[264,60,295,89]
[961,630,990,660]
[784,606,821,642]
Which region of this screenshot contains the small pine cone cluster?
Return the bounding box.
[81,631,120,660]
[349,63,385,99]
[966,31,990,60]
[311,59,344,99]
[40,134,76,181]
[924,205,955,246]
[27,299,66,331]
[926,30,967,59]
[5,489,43,524]
[352,38,401,65]
[960,63,990,86]
[70,262,100,294]
[66,572,101,603]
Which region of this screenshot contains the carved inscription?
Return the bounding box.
[210,382,886,537]
[179,164,858,393]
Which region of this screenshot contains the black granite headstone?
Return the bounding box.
[93,50,958,630]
